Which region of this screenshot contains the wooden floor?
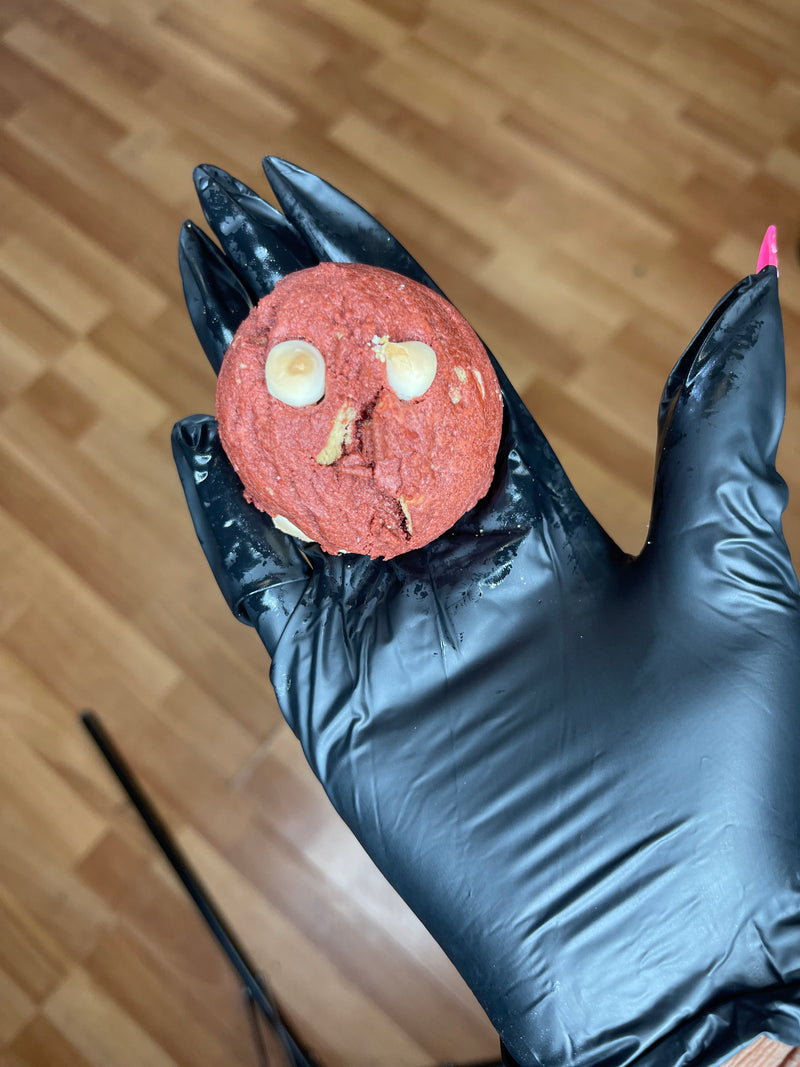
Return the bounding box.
[2,1,800,1065]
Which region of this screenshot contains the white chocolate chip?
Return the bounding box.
[372,338,437,400]
[454,366,467,383]
[265,340,325,407]
[472,368,485,398]
[272,514,313,541]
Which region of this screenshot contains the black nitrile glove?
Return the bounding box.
[173,159,800,1067]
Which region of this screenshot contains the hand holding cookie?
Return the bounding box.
[173,159,800,1067]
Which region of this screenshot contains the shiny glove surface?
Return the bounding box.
[173,158,800,1067]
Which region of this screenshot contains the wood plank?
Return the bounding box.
[44,969,181,1067]
[171,826,436,1067]
[0,890,70,1004]
[0,969,36,1047]
[2,1015,97,1067]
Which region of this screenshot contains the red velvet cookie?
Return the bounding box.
[216,262,503,559]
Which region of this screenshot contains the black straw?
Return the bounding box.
[80,710,318,1067]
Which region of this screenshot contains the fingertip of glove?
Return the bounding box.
[192,163,214,193]
[172,414,218,456]
[261,155,295,182]
[178,218,199,257]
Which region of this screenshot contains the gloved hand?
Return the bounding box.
[172,159,800,1067]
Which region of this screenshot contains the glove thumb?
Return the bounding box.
[646,263,798,607]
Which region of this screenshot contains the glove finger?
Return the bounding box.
[172,414,311,649]
[262,155,440,287]
[647,266,797,600]
[193,164,317,297]
[179,220,253,374]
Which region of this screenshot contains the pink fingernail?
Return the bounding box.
[757,225,778,274]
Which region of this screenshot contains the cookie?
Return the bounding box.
[216,262,503,559]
